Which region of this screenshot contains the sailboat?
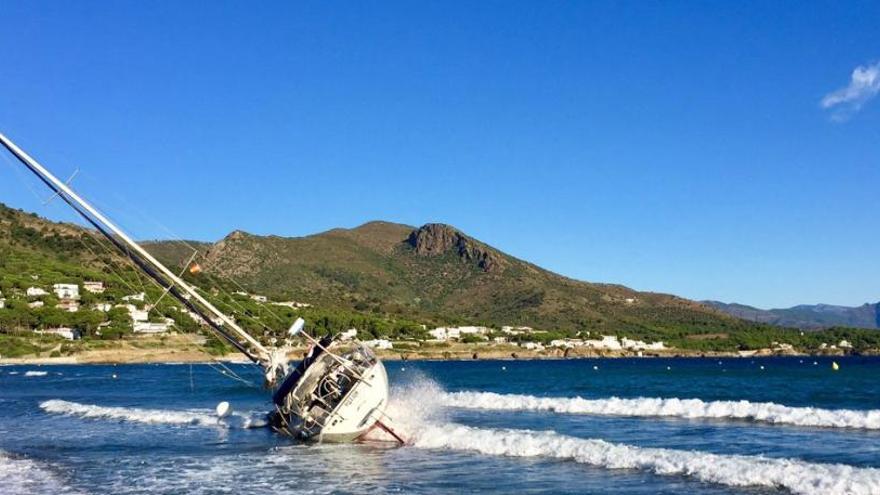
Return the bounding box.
[0,132,404,444]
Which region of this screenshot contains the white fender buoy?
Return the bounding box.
[593,365,599,371]
[832,361,840,371]
[112,373,117,379]
[216,401,232,419]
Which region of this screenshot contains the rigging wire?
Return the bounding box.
[0,142,262,364]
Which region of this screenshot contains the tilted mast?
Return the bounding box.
[0,132,276,369]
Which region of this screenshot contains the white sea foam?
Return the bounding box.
[24,370,48,377]
[41,399,219,426]
[441,391,880,430]
[0,450,84,494]
[40,399,267,429]
[413,423,880,495]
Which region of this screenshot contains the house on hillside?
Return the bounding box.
[620,337,666,351]
[501,326,534,335]
[363,339,393,350]
[28,301,44,308]
[133,321,173,334]
[83,281,105,294]
[53,283,80,300]
[26,287,48,297]
[0,298,5,309]
[250,295,268,303]
[428,326,491,341]
[56,300,80,313]
[584,336,623,350]
[122,292,146,302]
[34,327,81,340]
[116,304,149,322]
[520,342,545,351]
[339,328,358,341]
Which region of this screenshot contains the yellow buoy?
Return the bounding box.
[831,361,840,371]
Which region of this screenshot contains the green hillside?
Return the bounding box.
[2,201,880,354]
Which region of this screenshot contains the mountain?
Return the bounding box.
[6,200,880,353]
[145,220,752,339]
[703,300,880,330]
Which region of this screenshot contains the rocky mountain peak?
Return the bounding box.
[406,223,504,272]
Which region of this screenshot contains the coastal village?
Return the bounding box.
[0,277,861,362]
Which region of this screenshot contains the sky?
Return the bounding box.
[0,1,878,309]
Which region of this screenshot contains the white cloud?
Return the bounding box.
[820,61,880,121]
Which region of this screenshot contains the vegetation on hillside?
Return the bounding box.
[2,202,879,356]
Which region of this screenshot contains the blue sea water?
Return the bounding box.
[1,356,879,494]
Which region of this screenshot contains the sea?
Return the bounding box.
[1,356,879,494]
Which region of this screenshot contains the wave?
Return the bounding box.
[24,371,48,377]
[413,423,880,495]
[40,400,219,426]
[441,391,880,430]
[0,450,84,495]
[39,400,266,429]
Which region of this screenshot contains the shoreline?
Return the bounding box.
[2,346,873,366]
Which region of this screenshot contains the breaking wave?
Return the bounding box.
[0,450,84,495]
[24,371,48,377]
[39,400,265,428]
[384,379,880,493]
[441,391,880,430]
[412,424,880,495]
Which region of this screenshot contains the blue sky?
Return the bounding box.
[1,1,878,309]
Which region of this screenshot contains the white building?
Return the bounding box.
[428,326,491,341]
[771,341,794,352]
[56,300,79,313]
[584,336,623,350]
[133,322,172,334]
[28,301,44,308]
[501,326,534,335]
[250,295,268,303]
[34,327,80,340]
[83,281,105,294]
[122,292,146,302]
[620,337,666,351]
[93,303,113,312]
[0,298,5,309]
[549,338,588,348]
[838,340,853,349]
[520,342,545,351]
[117,304,149,322]
[26,287,48,297]
[338,328,358,341]
[53,283,80,300]
[363,339,393,350]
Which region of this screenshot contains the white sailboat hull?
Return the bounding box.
[318,360,389,442]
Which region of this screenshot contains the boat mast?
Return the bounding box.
[0,132,273,366]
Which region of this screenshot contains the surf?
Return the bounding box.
[0,450,84,495]
[413,423,880,495]
[441,391,880,430]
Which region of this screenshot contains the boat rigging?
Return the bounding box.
[0,131,404,444]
